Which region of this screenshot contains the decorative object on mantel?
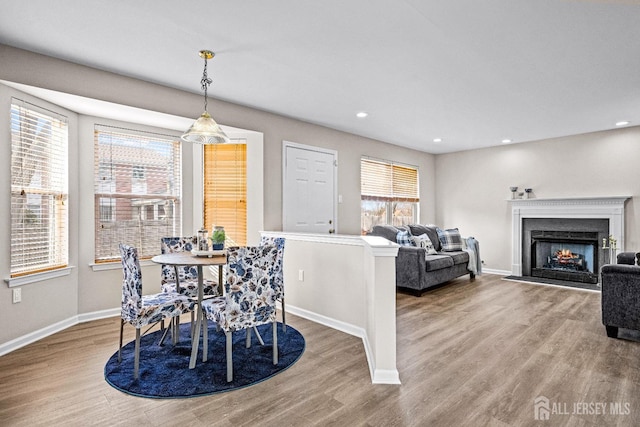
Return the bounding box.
[524,188,533,199]
[181,50,230,144]
[602,235,618,265]
[510,186,518,199]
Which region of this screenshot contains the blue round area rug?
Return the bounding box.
[104,321,305,398]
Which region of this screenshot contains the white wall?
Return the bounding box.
[435,127,640,273]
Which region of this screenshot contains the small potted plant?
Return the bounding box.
[210,226,226,250]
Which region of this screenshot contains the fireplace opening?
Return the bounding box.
[530,230,599,284]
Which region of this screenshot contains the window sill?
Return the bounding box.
[5,266,74,288]
[90,259,156,272]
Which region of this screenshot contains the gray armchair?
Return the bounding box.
[601,252,640,338]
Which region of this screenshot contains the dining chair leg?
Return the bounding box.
[172,317,179,346]
[159,319,171,346]
[253,326,265,346]
[203,317,209,362]
[118,319,125,362]
[190,311,195,337]
[245,328,252,348]
[202,316,209,362]
[134,328,141,380]
[281,297,286,333]
[226,331,233,382]
[273,320,278,365]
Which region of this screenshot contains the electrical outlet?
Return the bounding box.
[12,288,22,304]
[298,269,304,281]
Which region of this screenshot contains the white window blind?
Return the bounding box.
[94,125,182,262]
[361,158,419,202]
[360,157,419,233]
[203,141,247,246]
[10,99,69,277]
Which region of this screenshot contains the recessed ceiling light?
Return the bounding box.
[501,139,512,144]
[615,121,630,126]
[433,138,442,143]
[356,112,368,118]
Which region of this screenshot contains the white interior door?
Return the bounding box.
[283,142,337,234]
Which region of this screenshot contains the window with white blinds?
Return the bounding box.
[94,125,181,262]
[10,99,69,277]
[203,142,247,246]
[360,157,419,233]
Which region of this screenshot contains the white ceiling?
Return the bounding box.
[1,0,639,154]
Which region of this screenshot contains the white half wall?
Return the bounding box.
[261,231,400,384]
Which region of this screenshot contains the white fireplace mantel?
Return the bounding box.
[510,196,631,276]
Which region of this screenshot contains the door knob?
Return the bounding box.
[329,228,335,234]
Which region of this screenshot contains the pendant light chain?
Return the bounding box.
[201,56,212,112]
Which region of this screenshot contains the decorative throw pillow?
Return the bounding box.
[437,227,463,251]
[396,230,414,246]
[411,233,438,255]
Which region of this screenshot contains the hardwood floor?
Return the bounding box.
[2,274,640,426]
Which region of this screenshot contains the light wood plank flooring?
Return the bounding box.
[1,274,640,426]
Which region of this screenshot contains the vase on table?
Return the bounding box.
[197,227,209,251]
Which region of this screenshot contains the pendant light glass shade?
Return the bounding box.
[181,50,229,144]
[181,111,229,144]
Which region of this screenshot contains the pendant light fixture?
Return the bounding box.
[181,50,230,144]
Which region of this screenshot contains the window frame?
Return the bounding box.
[93,124,182,263]
[360,157,420,234]
[9,99,69,278]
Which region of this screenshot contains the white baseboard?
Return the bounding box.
[285,304,366,340]
[77,308,120,323]
[0,307,120,357]
[285,304,400,384]
[372,369,401,384]
[482,268,512,276]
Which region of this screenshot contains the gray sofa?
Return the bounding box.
[601,251,640,338]
[368,224,475,295]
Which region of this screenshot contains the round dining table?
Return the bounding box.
[151,251,227,369]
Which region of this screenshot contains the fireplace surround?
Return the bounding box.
[510,197,630,280]
[524,219,608,284]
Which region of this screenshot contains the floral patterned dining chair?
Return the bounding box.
[260,236,286,331]
[201,245,279,382]
[118,244,196,379]
[160,237,219,298]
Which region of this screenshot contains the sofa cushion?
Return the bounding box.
[437,227,463,251]
[396,229,414,246]
[411,233,437,255]
[617,252,636,265]
[370,225,400,243]
[408,224,441,251]
[425,254,455,272]
[442,250,470,265]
